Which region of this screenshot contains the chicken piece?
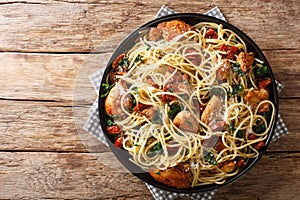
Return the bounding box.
[105,82,132,118]
[148,27,162,41]
[201,95,225,127]
[210,161,237,174]
[133,104,157,119]
[183,47,201,66]
[216,59,231,82]
[173,111,198,133]
[202,135,226,152]
[220,161,237,173]
[157,20,195,42]
[244,88,269,113]
[149,167,190,188]
[236,52,254,73]
[110,53,127,82]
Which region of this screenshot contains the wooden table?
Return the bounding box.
[0,0,299,199]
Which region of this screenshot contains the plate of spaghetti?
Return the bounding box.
[98,14,278,192]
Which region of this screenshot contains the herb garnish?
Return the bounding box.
[232,84,244,96]
[167,104,182,120]
[254,65,269,78]
[117,56,129,68]
[134,54,143,63]
[253,119,266,134]
[236,130,245,138]
[105,114,115,126]
[151,142,162,152]
[204,153,217,165]
[101,83,114,98]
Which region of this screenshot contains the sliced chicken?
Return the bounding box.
[201,95,225,127]
[149,167,190,188]
[244,88,269,113]
[105,82,132,118]
[156,19,195,42]
[236,52,254,73]
[173,111,198,133]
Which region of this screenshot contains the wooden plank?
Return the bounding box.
[0,100,106,153]
[0,52,111,103]
[264,50,300,99]
[0,50,299,103]
[0,151,298,199]
[0,0,298,52]
[0,151,152,199]
[0,98,298,152]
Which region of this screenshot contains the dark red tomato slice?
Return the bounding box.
[107,125,122,135]
[205,28,218,39]
[259,78,271,89]
[114,136,123,148]
[227,46,240,61]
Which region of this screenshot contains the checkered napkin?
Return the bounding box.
[83,5,288,200]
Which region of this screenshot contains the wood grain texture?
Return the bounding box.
[0,50,299,103]
[0,152,151,199]
[0,151,299,200]
[0,0,298,52]
[0,0,299,199]
[0,98,298,152]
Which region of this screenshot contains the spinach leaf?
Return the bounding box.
[105,114,115,126]
[134,54,143,63]
[254,65,269,78]
[204,153,217,165]
[101,83,114,98]
[151,142,162,152]
[232,84,244,96]
[167,104,182,120]
[236,130,245,138]
[117,56,129,68]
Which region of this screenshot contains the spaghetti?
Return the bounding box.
[101,20,275,188]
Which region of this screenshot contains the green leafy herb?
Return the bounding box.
[253,123,266,134]
[101,83,114,98]
[236,130,245,138]
[253,118,267,134]
[146,43,151,51]
[204,153,217,165]
[117,56,129,68]
[130,95,137,111]
[232,62,246,76]
[229,124,235,131]
[167,104,182,120]
[232,84,244,96]
[263,111,272,123]
[254,65,269,78]
[133,143,139,146]
[151,142,162,152]
[134,54,143,63]
[105,114,115,126]
[155,171,161,175]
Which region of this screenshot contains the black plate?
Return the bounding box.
[98,13,279,193]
